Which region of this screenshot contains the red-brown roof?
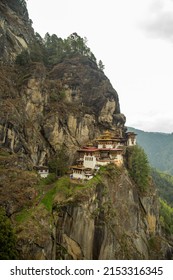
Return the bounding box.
[99,148,123,151]
[78,147,99,152]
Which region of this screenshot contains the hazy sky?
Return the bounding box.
[27,0,173,133]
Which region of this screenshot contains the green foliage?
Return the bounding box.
[64,33,96,62]
[41,173,57,185]
[127,127,173,175]
[41,164,121,212]
[15,50,30,66]
[98,60,105,71]
[151,168,173,207]
[43,33,65,64]
[0,207,18,259]
[55,177,74,196]
[43,32,97,65]
[159,199,173,235]
[41,177,84,211]
[41,186,57,211]
[15,208,30,223]
[48,146,69,177]
[16,32,97,66]
[95,164,121,183]
[126,145,150,191]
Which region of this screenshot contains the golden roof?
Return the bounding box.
[96,130,113,140]
[86,142,93,147]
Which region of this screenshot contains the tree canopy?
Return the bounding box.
[0,207,18,260]
[151,168,173,207]
[127,127,173,175]
[126,145,150,191]
[16,32,99,67]
[48,146,69,177]
[159,199,173,235]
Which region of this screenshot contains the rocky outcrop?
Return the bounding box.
[12,165,171,260]
[53,167,164,260]
[0,1,126,167]
[0,56,126,166]
[0,0,34,63]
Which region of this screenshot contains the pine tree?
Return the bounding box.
[0,207,18,260]
[126,145,150,191]
[48,146,69,177]
[98,60,105,71]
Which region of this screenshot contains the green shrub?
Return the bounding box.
[48,147,69,177]
[159,199,173,235]
[41,173,57,185]
[126,145,150,191]
[0,207,18,259]
[15,50,30,66]
[151,168,173,207]
[41,187,57,211]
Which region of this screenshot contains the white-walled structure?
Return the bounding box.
[127,132,137,146]
[71,166,93,180]
[70,130,137,180]
[35,166,49,178]
[83,155,97,169]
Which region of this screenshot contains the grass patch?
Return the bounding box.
[41,177,87,211]
[85,173,102,188]
[41,177,72,211]
[41,186,57,212]
[55,177,84,197]
[15,208,31,223]
[39,166,118,212]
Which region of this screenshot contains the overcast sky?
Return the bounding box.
[27,0,173,133]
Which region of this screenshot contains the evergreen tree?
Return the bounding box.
[44,33,65,64]
[0,207,18,260]
[98,60,105,71]
[43,32,97,65]
[48,146,69,177]
[30,32,46,63]
[126,145,150,191]
[15,50,30,66]
[159,199,173,235]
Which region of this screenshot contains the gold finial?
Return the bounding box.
[103,130,112,139]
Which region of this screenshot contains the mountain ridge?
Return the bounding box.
[127,127,173,175]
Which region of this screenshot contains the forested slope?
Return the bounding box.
[127,127,173,175]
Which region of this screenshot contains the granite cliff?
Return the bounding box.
[13,165,171,260]
[0,0,172,260]
[0,0,125,166]
[0,0,34,63]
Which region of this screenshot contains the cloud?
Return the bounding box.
[127,113,173,133]
[142,0,173,42]
[145,13,173,40]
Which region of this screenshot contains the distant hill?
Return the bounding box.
[127,127,173,175]
[151,168,173,207]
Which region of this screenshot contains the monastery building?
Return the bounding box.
[71,130,137,180]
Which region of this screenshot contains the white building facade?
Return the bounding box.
[36,166,49,178]
[70,130,137,180]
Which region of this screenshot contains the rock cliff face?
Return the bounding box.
[0,56,125,166]
[0,1,125,166]
[0,0,34,63]
[53,167,164,260]
[0,1,126,167]
[13,166,170,260]
[0,0,172,260]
